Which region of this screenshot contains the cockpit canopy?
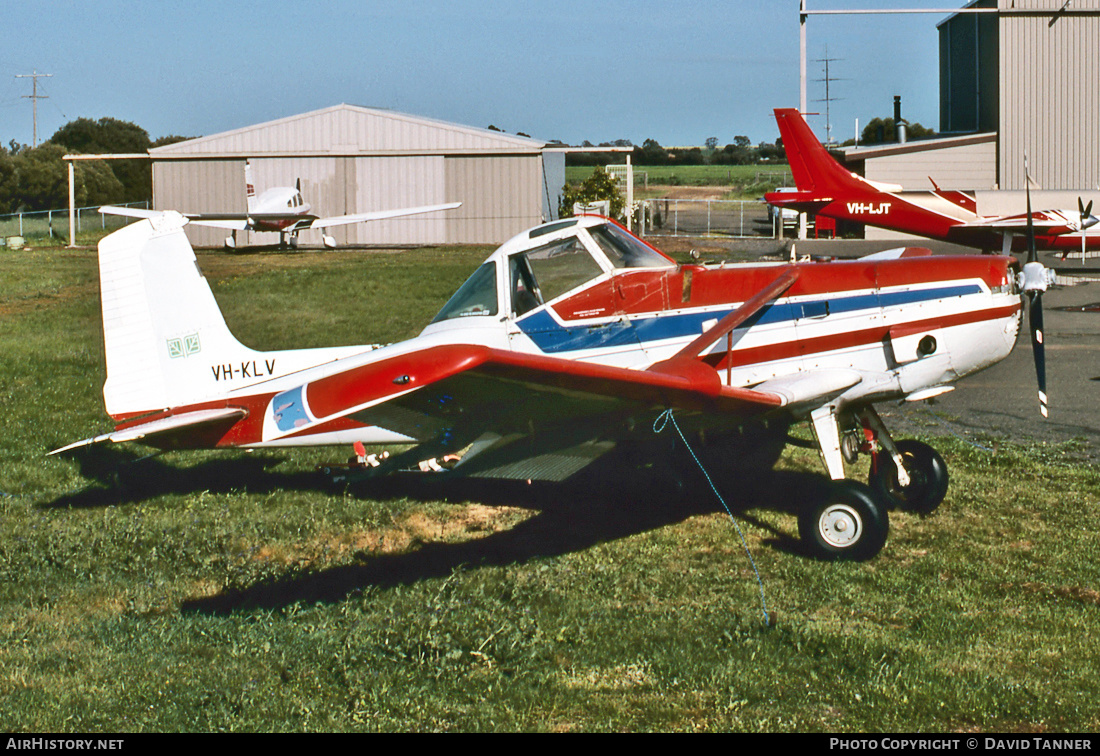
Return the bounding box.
[431,218,672,325]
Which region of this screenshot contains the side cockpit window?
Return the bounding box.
[512,236,605,314]
[510,255,542,317]
[431,262,499,323]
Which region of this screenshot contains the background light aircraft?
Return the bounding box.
[102,160,461,249]
[52,212,1053,562]
[765,108,1099,256]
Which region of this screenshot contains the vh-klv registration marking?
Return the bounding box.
[211,359,277,381]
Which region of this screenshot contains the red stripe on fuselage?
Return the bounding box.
[703,303,1021,371]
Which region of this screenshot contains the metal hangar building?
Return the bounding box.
[148,104,566,247]
[840,0,1099,240]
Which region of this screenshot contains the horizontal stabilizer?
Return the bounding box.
[50,407,247,456]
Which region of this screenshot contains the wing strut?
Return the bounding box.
[648,267,800,388]
[670,267,800,363]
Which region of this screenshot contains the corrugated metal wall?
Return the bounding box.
[444,156,542,244]
[864,139,998,190]
[153,160,247,248]
[998,0,1100,190]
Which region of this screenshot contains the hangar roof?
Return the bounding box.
[840,132,997,163]
[149,103,550,157]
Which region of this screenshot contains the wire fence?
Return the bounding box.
[640,198,788,239]
[0,201,150,242]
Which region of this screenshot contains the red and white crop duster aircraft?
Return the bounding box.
[102,160,461,249]
[53,210,1054,561]
[765,108,1099,257]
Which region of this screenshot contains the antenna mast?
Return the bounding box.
[814,47,844,145]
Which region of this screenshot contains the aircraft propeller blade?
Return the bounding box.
[1080,197,1096,265]
[1028,289,1048,418]
[1021,160,1050,417]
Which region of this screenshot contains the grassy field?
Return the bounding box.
[566,164,792,200]
[1,240,1098,733]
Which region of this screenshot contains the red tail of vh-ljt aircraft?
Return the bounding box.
[764,108,1099,256]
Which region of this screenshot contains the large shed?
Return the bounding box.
[149,104,565,247]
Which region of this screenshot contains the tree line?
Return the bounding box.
[565,136,785,167]
[0,117,189,214]
[563,115,935,167]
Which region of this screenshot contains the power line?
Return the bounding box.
[15,70,52,147]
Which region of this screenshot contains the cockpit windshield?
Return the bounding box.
[430,261,499,323]
[587,223,673,268]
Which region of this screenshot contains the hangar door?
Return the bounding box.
[347,156,449,246]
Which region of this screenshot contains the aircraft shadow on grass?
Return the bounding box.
[42,445,824,615]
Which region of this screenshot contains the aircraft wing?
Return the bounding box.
[955,210,1082,236]
[292,344,785,482]
[101,203,461,234]
[100,206,251,231]
[301,202,462,231]
[99,205,164,220]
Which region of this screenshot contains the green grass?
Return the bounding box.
[566,164,792,199]
[1,244,1098,732]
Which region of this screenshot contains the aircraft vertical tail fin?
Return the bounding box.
[97,213,365,420]
[774,108,864,194]
[98,212,252,418]
[245,159,257,214]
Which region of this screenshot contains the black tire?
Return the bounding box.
[869,440,949,515]
[798,480,889,561]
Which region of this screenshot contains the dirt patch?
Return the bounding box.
[648,185,729,200]
[247,503,531,569]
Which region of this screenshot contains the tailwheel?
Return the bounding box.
[799,480,889,562]
[869,439,948,515]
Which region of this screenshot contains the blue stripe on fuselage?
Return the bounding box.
[518,283,982,354]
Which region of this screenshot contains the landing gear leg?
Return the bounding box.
[803,404,889,561]
[854,406,949,515]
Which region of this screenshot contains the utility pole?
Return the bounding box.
[15,70,53,147]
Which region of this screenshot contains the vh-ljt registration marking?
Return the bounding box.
[846,202,892,215]
[211,359,276,381]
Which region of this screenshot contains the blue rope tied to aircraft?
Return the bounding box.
[653,409,771,627]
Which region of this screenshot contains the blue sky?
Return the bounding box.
[1,0,952,150]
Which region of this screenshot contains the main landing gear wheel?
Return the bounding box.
[869,440,949,515]
[799,480,889,562]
